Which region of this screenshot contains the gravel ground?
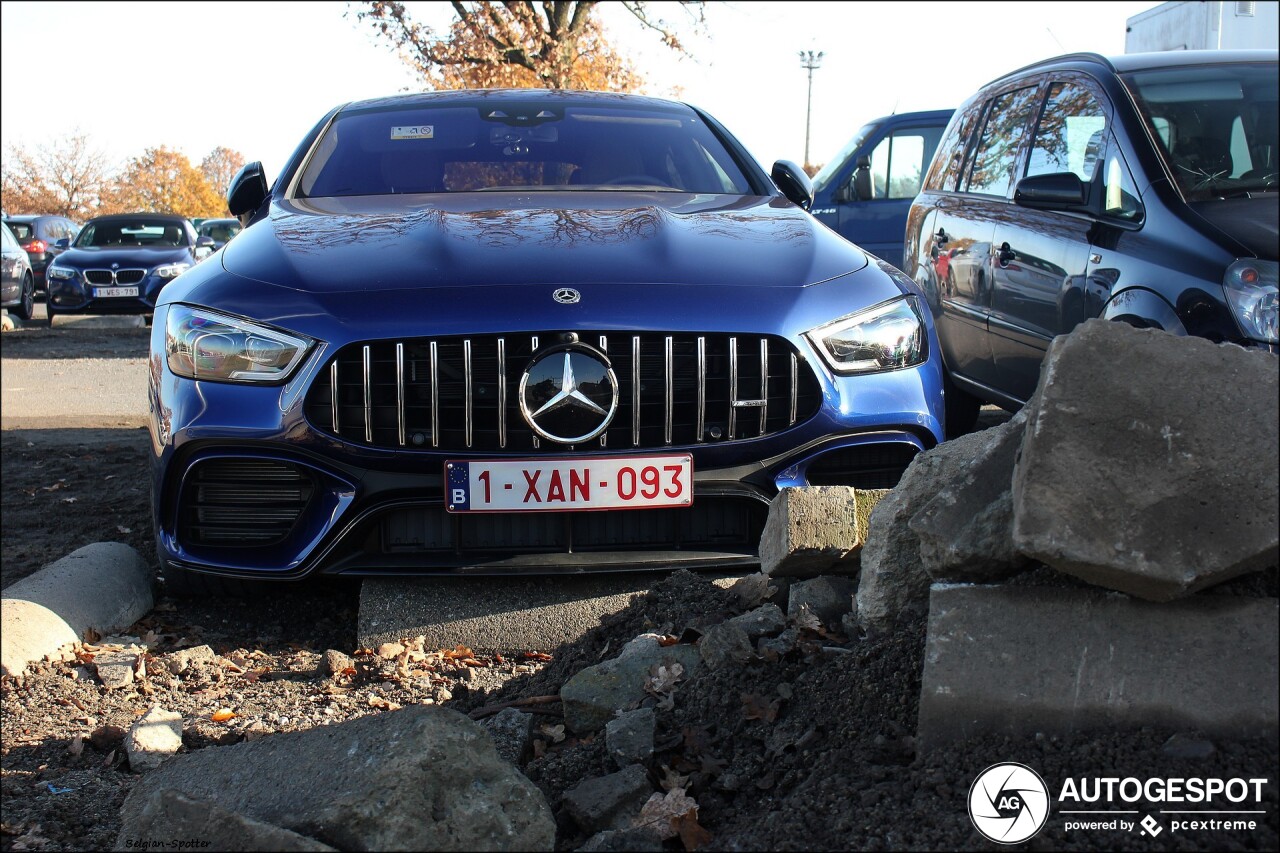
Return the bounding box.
[1,321,1276,852]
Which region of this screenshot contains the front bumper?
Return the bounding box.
[150,317,942,581]
[48,271,172,315]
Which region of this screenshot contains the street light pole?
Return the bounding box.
[799,50,824,171]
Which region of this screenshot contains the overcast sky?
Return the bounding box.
[0,1,1160,182]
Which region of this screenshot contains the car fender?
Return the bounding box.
[1100,287,1187,335]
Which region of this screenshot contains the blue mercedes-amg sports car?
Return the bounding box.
[148,89,945,593]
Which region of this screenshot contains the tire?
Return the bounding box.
[13,273,34,321]
[943,369,982,439]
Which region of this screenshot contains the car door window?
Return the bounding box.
[963,85,1042,196]
[926,104,984,192]
[867,132,927,199]
[1026,82,1107,182]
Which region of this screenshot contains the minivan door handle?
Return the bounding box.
[997,242,1017,264]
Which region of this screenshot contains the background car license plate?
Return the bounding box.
[445,455,692,513]
[93,286,139,297]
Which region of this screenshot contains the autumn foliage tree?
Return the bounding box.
[0,132,115,221]
[110,147,229,219]
[200,146,247,198]
[353,1,702,91]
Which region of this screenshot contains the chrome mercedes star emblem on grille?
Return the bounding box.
[553,288,581,304]
[519,347,618,444]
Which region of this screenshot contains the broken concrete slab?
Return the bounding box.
[787,576,854,631]
[124,706,184,773]
[1013,320,1279,601]
[909,409,1032,583]
[605,707,655,768]
[116,790,336,852]
[117,705,555,851]
[563,764,653,834]
[759,487,888,577]
[918,584,1278,748]
[561,635,701,733]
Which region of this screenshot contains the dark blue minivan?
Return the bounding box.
[809,109,954,270]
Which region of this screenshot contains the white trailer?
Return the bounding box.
[1125,1,1279,52]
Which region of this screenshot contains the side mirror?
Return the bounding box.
[194,235,216,261]
[54,238,71,250]
[227,161,269,225]
[771,160,814,210]
[852,154,873,201]
[1015,172,1087,209]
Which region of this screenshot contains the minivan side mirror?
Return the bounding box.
[852,154,874,201]
[227,161,269,225]
[1015,172,1087,210]
[771,160,814,210]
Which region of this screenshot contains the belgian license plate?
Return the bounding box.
[445,455,693,513]
[93,286,139,298]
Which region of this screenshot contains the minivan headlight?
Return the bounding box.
[806,296,927,375]
[1224,259,1278,344]
[166,304,313,383]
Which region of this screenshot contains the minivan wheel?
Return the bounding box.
[14,273,35,321]
[943,371,982,439]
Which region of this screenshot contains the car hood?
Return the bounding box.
[56,246,193,268]
[221,192,869,293]
[1187,195,1279,261]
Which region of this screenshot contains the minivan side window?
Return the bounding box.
[1026,82,1107,182]
[925,104,984,192]
[963,85,1042,196]
[868,132,927,199]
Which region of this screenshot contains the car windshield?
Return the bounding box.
[810,121,879,193]
[75,220,190,248]
[293,100,755,197]
[1121,60,1278,201]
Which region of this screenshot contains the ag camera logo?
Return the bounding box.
[969,763,1050,844]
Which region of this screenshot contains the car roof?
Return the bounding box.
[85,213,192,225]
[984,48,1277,89]
[3,214,60,223]
[340,88,696,116]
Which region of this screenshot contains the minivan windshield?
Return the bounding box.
[293,100,755,198]
[810,121,879,193]
[1122,60,1278,201]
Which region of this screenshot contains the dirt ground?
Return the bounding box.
[1,322,1276,852]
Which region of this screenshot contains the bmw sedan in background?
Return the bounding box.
[46,213,215,325]
[148,89,944,593]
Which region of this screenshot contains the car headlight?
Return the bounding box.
[806,296,927,375]
[1224,259,1278,344]
[47,265,78,280]
[154,262,191,280]
[166,304,313,383]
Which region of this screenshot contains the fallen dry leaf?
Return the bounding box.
[645,662,684,696]
[66,735,84,757]
[741,692,782,723]
[521,651,553,661]
[636,788,699,840]
[660,764,691,793]
[116,525,132,534]
[242,666,270,684]
[676,813,714,851]
[442,644,475,660]
[538,723,566,744]
[368,695,402,710]
[210,708,237,722]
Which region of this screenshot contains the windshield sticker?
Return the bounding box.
[391,125,434,140]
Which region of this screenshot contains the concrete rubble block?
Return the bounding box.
[561,635,701,734]
[114,790,337,852]
[727,603,787,639]
[576,828,664,852]
[359,574,659,653]
[727,573,776,609]
[856,430,1016,637]
[787,576,855,631]
[124,706,184,773]
[322,649,354,677]
[606,707,656,768]
[95,651,140,689]
[116,705,556,852]
[562,764,653,834]
[698,622,754,671]
[759,487,890,578]
[917,584,1279,749]
[1,542,153,678]
[1013,320,1279,601]
[481,707,535,766]
[165,644,217,675]
[909,410,1033,582]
